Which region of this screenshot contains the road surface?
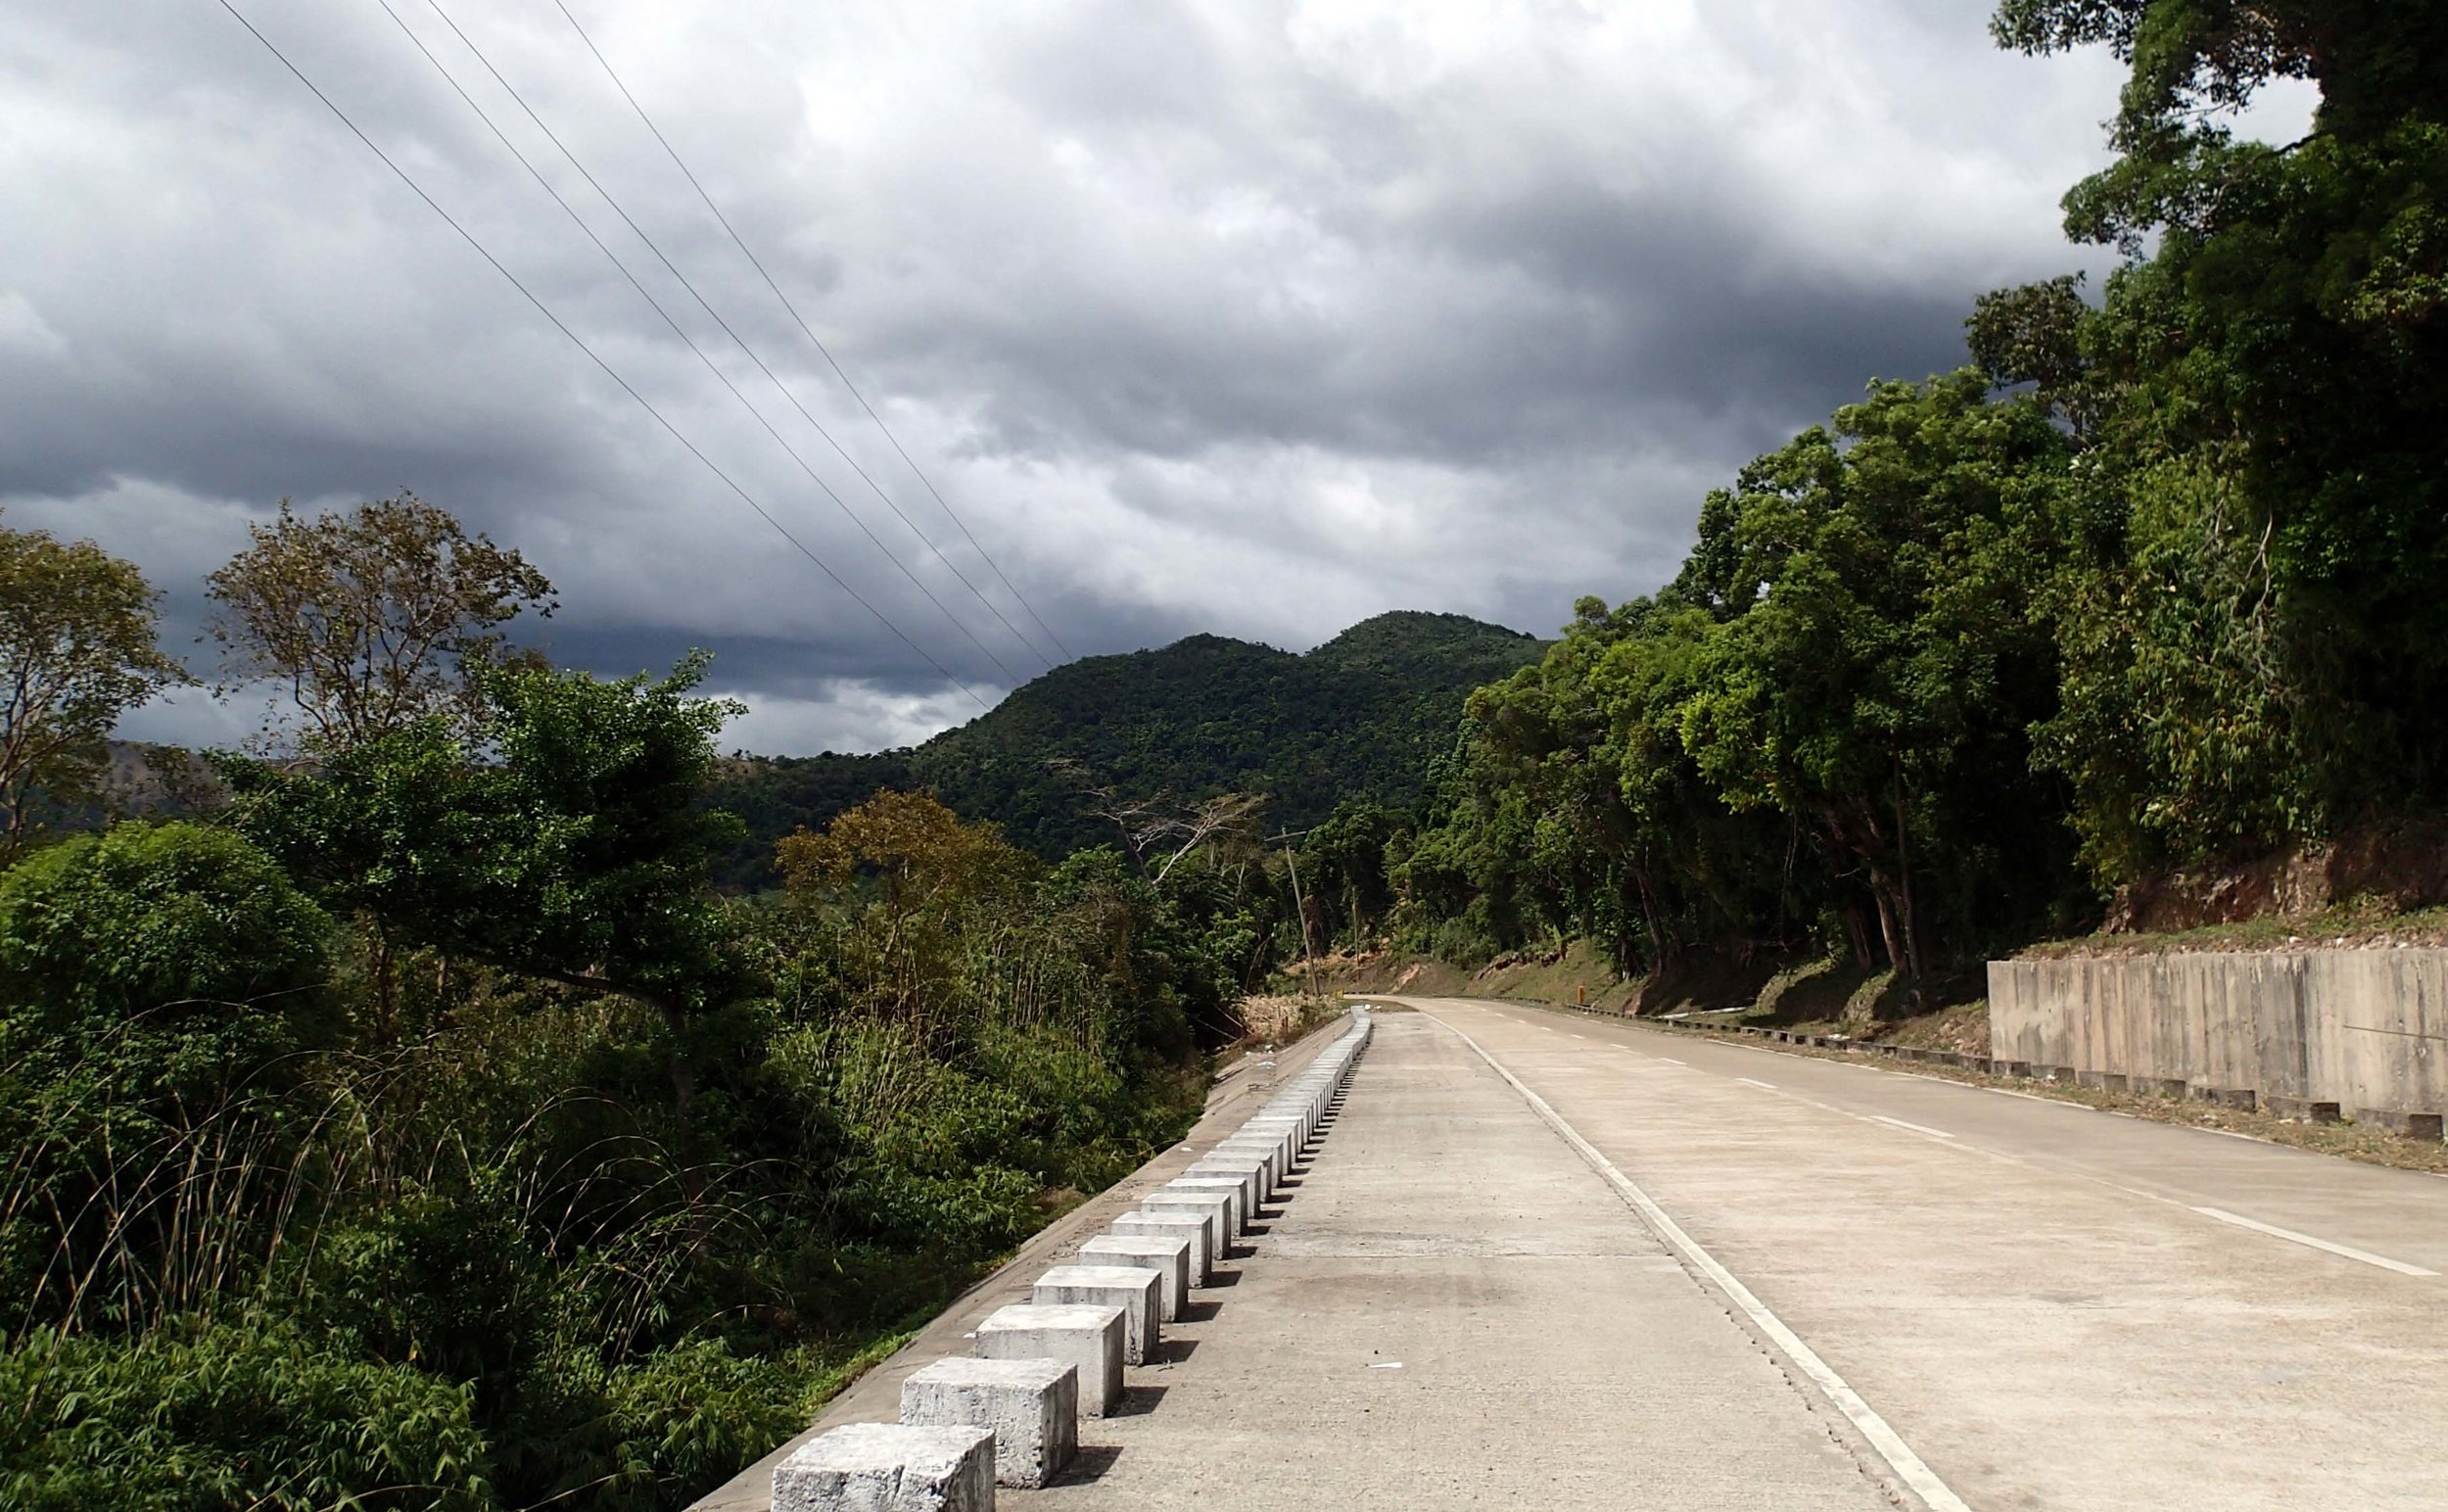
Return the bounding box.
[705,999,2448,1509]
[1394,996,2448,1510]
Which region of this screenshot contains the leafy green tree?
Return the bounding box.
[228,655,743,1021]
[205,494,555,755]
[226,653,747,1202]
[1671,373,2077,976]
[1300,801,1401,948]
[1990,0,2448,876]
[0,519,184,863]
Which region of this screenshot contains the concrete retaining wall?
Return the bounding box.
[1988,948,2448,1119]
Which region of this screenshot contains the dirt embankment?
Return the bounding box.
[1309,941,1641,1012]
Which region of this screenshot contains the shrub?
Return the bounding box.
[0,1319,495,1512]
[0,822,334,1105]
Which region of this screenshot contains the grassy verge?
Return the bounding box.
[2018,903,2448,958]
[1302,940,1639,1011]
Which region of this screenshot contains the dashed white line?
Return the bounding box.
[2189,1206,2437,1277]
[1869,1115,1956,1140]
[1570,1033,1587,1040]
[1507,1006,2444,1285]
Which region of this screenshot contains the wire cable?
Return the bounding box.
[368,0,1025,686]
[212,0,992,710]
[422,0,1058,674]
[548,0,1075,660]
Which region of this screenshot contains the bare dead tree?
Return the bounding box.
[1045,757,1266,881]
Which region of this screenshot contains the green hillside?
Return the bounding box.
[709,611,1543,879]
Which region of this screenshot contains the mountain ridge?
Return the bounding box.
[709,610,1544,879]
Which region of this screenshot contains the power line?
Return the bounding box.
[548,0,1076,662]
[419,0,1059,675]
[212,0,993,710]
[367,0,1026,686]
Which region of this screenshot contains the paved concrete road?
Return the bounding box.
[993,1009,1899,1509]
[1396,996,2448,1511]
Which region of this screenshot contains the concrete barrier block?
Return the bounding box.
[1162,1177,1248,1234]
[2355,1109,2445,1141]
[975,1302,1124,1417]
[1185,1158,1264,1215]
[1203,1142,1280,1183]
[772,1422,994,1512]
[1077,1233,1190,1320]
[1138,1191,1233,1263]
[2212,1088,2259,1110]
[1212,1140,1290,1184]
[1032,1264,1161,1365]
[900,1355,1076,1488]
[2263,1095,2340,1123]
[1244,1115,1306,1146]
[1109,1212,1213,1285]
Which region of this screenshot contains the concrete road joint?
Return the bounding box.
[1417,1008,1976,1512]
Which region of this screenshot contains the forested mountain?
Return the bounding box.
[709,611,1543,879]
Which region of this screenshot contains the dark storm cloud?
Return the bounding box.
[1,0,2139,753]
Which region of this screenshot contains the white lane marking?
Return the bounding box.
[1494,1004,2448,1282]
[1656,1058,1686,1066]
[1870,1115,1955,1140]
[2190,1206,2437,1278]
[1571,1033,1587,1040]
[1736,1077,1778,1091]
[1425,1013,1974,1512]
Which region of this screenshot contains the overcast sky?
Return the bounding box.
[0,1,2301,754]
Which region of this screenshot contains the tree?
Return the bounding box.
[777,789,1029,916]
[228,655,742,1019]
[205,494,554,755]
[1669,372,2078,978]
[0,520,183,863]
[1989,0,2448,874]
[777,790,1037,1024]
[226,654,745,1197]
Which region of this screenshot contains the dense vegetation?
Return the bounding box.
[1367,2,2448,994]
[707,612,1543,880]
[7,3,2443,1504]
[0,500,1268,1510]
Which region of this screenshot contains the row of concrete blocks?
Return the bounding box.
[771,1012,1376,1511]
[1676,1020,2448,1139]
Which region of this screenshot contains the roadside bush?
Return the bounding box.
[0,823,337,1332]
[0,822,335,1104]
[0,1319,494,1512]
